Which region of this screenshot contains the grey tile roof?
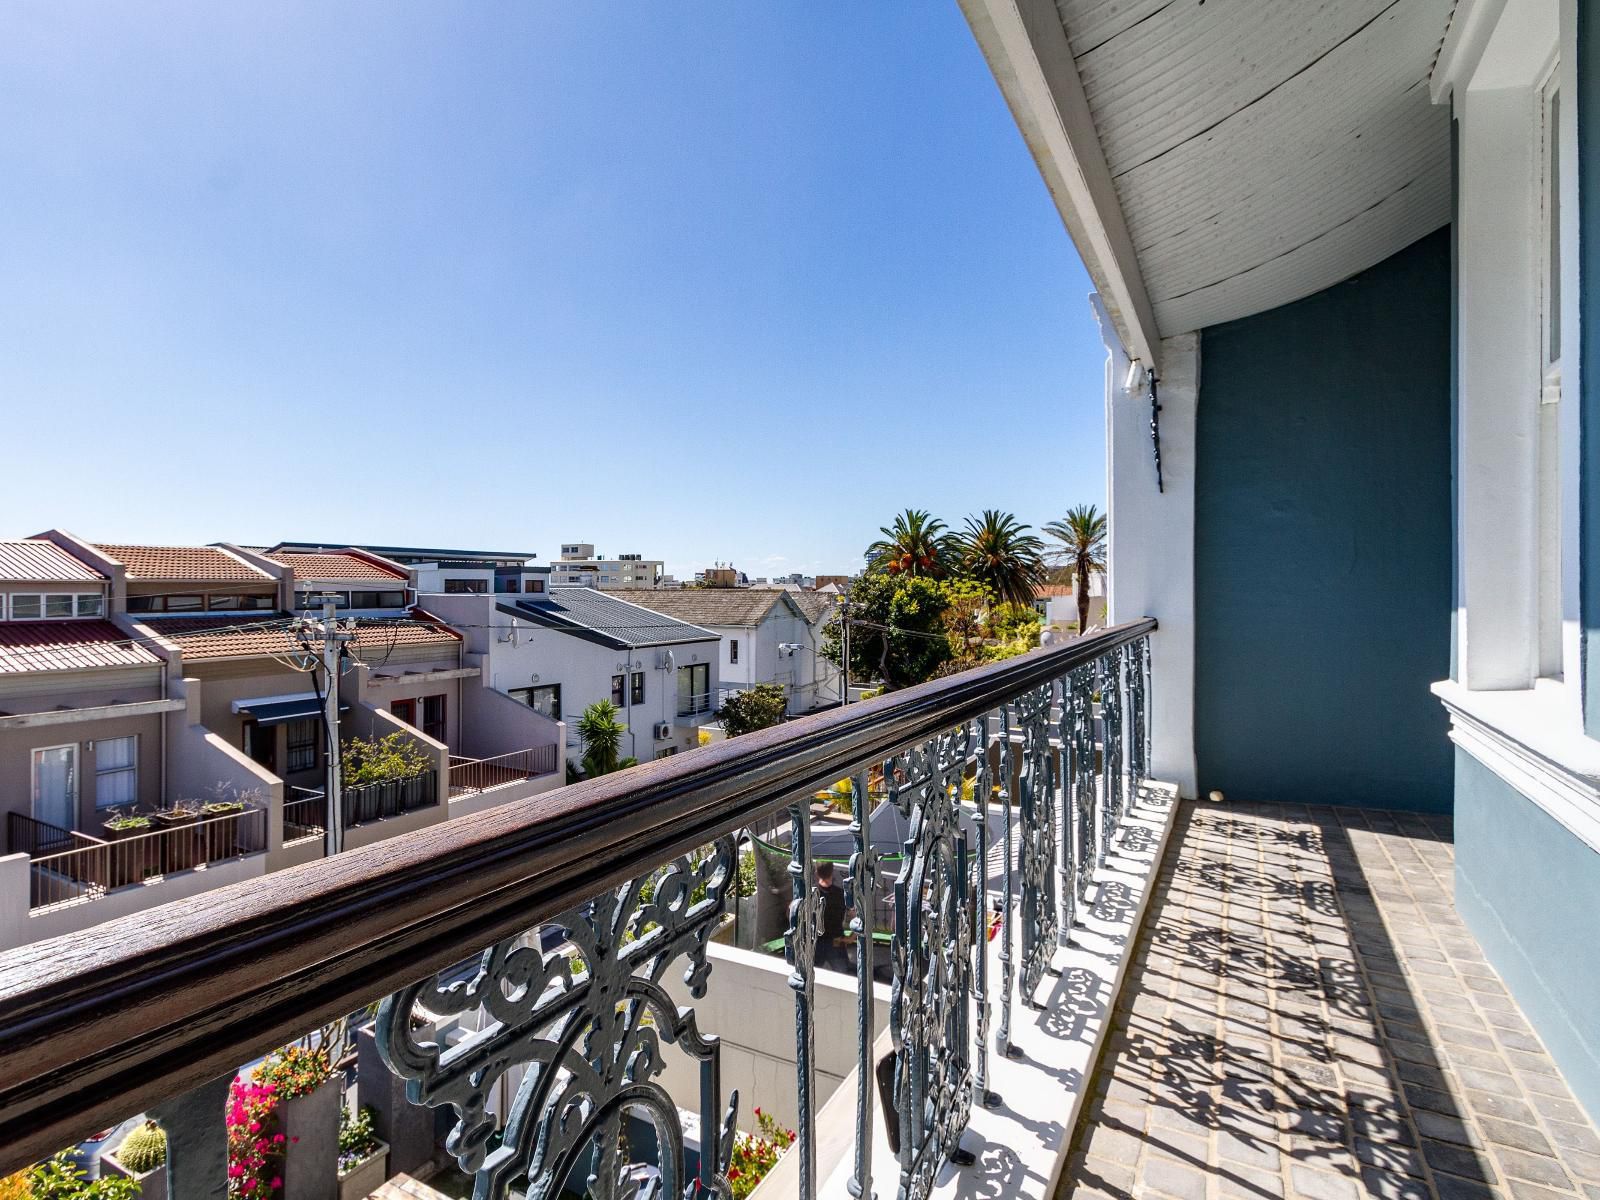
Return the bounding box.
[502,588,718,650]
[600,588,796,628]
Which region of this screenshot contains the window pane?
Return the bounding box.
[94,736,137,809]
[45,595,74,618]
[76,593,103,617]
[611,675,626,706]
[97,735,135,770]
[124,596,157,613]
[632,672,645,705]
[165,595,204,612]
[286,719,318,773]
[11,595,42,619]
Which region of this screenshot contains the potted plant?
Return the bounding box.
[102,1121,167,1200]
[100,809,151,841]
[255,1046,338,1200]
[152,802,202,873]
[100,810,154,888]
[336,1106,387,1200]
[201,783,254,862]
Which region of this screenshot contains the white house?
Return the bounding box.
[1032,576,1106,635]
[425,588,720,763]
[609,588,843,715]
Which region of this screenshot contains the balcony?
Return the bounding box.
[0,620,1595,1200]
[447,745,561,799]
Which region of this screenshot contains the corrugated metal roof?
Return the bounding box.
[1044,0,1454,335]
[0,621,159,674]
[504,589,718,650]
[267,552,408,583]
[145,614,459,661]
[95,544,273,582]
[0,541,104,583]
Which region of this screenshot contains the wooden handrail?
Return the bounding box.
[0,619,1155,1170]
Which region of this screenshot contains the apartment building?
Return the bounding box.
[551,543,663,588]
[271,541,548,598]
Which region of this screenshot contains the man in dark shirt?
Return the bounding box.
[814,861,853,973]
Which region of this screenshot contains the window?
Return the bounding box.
[348,590,406,609]
[286,719,319,773]
[45,595,74,618]
[611,674,626,706]
[443,579,487,594]
[511,684,561,721]
[9,595,41,620]
[127,594,205,613]
[422,694,447,743]
[297,590,349,609]
[391,698,417,726]
[77,593,103,617]
[631,671,645,705]
[677,663,711,716]
[94,736,137,809]
[525,579,545,594]
[31,745,77,828]
[729,639,739,665]
[654,746,678,760]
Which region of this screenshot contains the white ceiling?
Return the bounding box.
[1052,0,1457,337]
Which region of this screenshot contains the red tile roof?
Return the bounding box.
[94,544,271,582]
[266,551,408,583]
[0,541,105,583]
[0,621,160,674]
[147,614,459,662]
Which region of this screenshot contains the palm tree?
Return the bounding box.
[1043,504,1107,634]
[865,509,954,578]
[577,700,637,778]
[954,510,1046,608]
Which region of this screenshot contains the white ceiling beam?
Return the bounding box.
[960,0,1164,370]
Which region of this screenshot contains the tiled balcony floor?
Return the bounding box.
[1059,801,1600,1200]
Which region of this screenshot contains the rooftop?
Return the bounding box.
[0,620,160,674]
[271,541,535,567]
[140,613,459,662]
[0,540,104,584]
[94,544,272,583]
[266,551,409,583]
[601,587,804,628]
[503,588,718,650]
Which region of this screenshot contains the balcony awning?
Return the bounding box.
[233,694,347,726]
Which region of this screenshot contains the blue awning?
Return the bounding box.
[238,696,347,726]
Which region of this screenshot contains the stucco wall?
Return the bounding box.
[1194,229,1454,811]
[1454,747,1600,1121]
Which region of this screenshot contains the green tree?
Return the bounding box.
[865,509,954,578]
[716,684,788,737]
[954,510,1047,608]
[1043,503,1107,633]
[822,573,952,690]
[576,700,638,778]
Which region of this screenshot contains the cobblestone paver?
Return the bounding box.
[1058,801,1600,1200]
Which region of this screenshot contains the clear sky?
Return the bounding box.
[0,3,1105,579]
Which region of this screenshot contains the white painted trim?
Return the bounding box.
[1433,0,1513,101]
[1434,679,1600,855]
[230,691,317,714]
[0,697,185,730]
[958,0,1161,368]
[365,666,482,686]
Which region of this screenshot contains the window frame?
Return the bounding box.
[421,694,448,744]
[729,639,739,665]
[631,671,645,705]
[92,735,139,809]
[285,718,320,774]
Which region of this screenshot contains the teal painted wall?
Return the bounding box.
[1195,229,1454,811]
[1455,748,1600,1121]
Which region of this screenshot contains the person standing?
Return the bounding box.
[813,860,853,973]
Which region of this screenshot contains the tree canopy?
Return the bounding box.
[716,684,788,737]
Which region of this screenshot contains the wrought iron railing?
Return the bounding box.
[341,768,439,829]
[16,807,269,910]
[0,619,1155,1200]
[6,812,82,858]
[447,744,560,796]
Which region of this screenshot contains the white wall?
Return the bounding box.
[424,594,717,761]
[711,604,842,715]
[1102,296,1199,797]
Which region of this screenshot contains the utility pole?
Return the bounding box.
[314,593,355,858]
[839,595,850,706]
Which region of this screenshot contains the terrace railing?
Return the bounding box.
[17,807,268,911]
[0,619,1155,1200]
[6,812,83,859]
[448,745,560,797]
[283,787,328,842]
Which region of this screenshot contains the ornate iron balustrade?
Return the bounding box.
[0,618,1155,1200]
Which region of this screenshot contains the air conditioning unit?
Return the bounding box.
[653,722,673,741]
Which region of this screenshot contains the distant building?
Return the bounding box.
[813,575,852,591]
[270,541,547,598]
[552,544,663,589]
[1033,576,1106,634]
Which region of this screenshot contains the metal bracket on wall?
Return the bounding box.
[1149,372,1164,493]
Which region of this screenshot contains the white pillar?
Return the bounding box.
[1099,294,1199,797]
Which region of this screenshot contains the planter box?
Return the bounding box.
[101,1145,166,1200]
[337,1142,388,1200]
[280,1078,340,1200]
[356,1025,436,1178]
[101,822,155,888]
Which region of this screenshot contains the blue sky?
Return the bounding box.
[0,3,1105,579]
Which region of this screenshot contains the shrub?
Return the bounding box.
[342,733,431,787]
[116,1122,166,1173]
[715,685,787,738]
[226,1077,287,1198]
[337,1106,381,1173]
[27,1154,139,1200]
[255,1045,332,1101]
[727,1108,795,1200]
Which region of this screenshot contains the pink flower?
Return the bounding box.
[270,1179,282,1190]
[250,1121,261,1133]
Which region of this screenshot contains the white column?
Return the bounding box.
[1099,295,1199,797]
